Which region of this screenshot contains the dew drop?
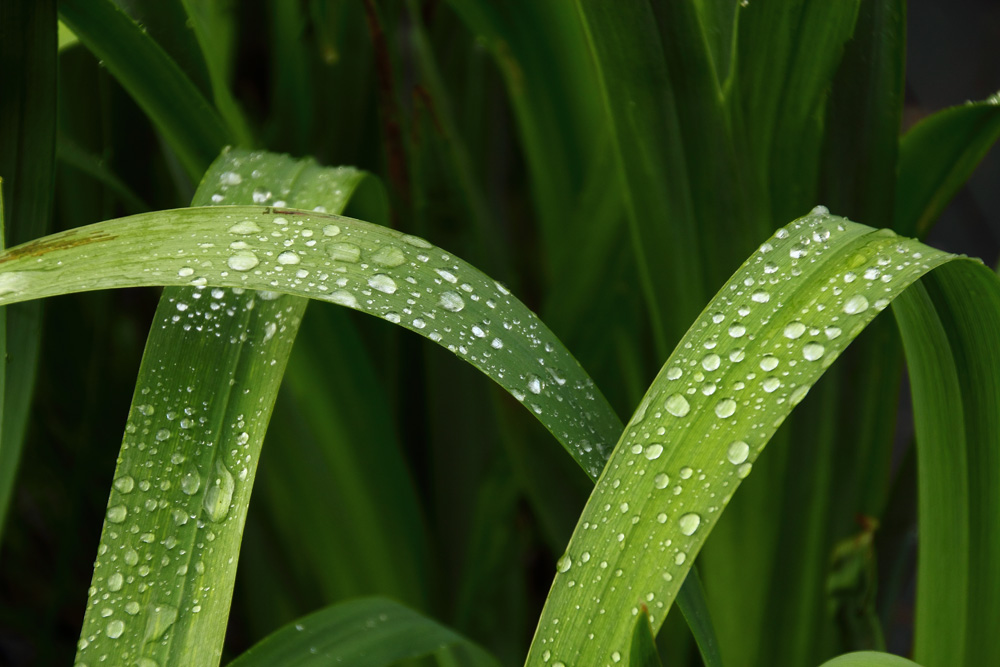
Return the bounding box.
[679,466,693,479]
[144,603,179,642]
[644,444,664,460]
[327,242,361,263]
[371,245,406,267]
[825,326,842,339]
[789,385,811,406]
[368,274,397,294]
[762,377,781,393]
[556,554,572,573]
[728,323,746,338]
[727,441,750,465]
[701,353,721,371]
[737,463,753,479]
[783,321,806,339]
[760,355,779,371]
[401,233,433,248]
[107,572,124,592]
[714,398,737,418]
[277,251,300,265]
[177,267,194,278]
[844,295,869,314]
[751,290,770,303]
[106,505,127,523]
[113,475,135,494]
[181,465,201,495]
[664,394,690,417]
[228,220,261,235]
[439,291,465,312]
[330,290,359,308]
[678,513,701,536]
[527,374,544,395]
[322,224,341,237]
[105,619,125,639]
[654,473,670,489]
[202,460,235,522]
[227,251,259,272]
[802,342,825,361]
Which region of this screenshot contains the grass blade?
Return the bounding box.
[819,652,920,667]
[0,206,620,476]
[522,207,999,664]
[628,607,663,667]
[69,150,369,666]
[674,567,723,667]
[226,597,500,667]
[58,0,234,180]
[894,93,1000,238]
[0,0,57,540]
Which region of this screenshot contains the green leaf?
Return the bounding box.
[675,567,724,667]
[819,651,921,667]
[69,150,369,666]
[0,0,57,540]
[523,208,999,665]
[58,0,234,180]
[0,205,619,477]
[226,597,500,667]
[894,93,1000,238]
[627,606,663,667]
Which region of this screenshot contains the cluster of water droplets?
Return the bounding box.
[532,206,946,665]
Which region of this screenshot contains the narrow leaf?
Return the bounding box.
[226,597,500,667]
[628,607,663,667]
[819,651,921,667]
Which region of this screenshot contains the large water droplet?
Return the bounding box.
[843,295,869,314]
[277,251,300,265]
[105,619,125,639]
[728,323,746,338]
[644,444,664,460]
[228,220,261,235]
[367,274,397,294]
[664,394,690,417]
[439,291,465,312]
[371,245,406,267]
[727,441,750,465]
[556,554,572,573]
[783,321,806,339]
[762,377,781,393]
[678,513,701,536]
[327,242,361,263]
[107,505,127,524]
[227,251,259,272]
[322,224,341,237]
[202,460,235,522]
[751,290,770,303]
[401,233,432,248]
[107,572,124,592]
[802,341,825,361]
[714,398,737,418]
[181,465,201,495]
[654,473,670,489]
[114,475,135,494]
[760,355,779,371]
[701,353,721,371]
[330,290,359,308]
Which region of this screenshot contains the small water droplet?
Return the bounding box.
[322,224,341,237]
[751,290,770,303]
[107,572,124,592]
[202,460,235,522]
[664,394,690,417]
[401,233,433,248]
[654,473,670,489]
[228,220,261,235]
[644,444,664,460]
[114,475,135,494]
[678,513,701,535]
[679,467,693,479]
[144,603,179,641]
[737,462,753,478]
[330,290,359,308]
[556,554,572,573]
[219,171,242,185]
[277,251,300,265]
[789,384,811,405]
[760,355,779,371]
[843,295,869,314]
[728,323,746,338]
[181,465,201,495]
[106,505,127,523]
[701,353,721,371]
[762,377,781,393]
[527,374,544,395]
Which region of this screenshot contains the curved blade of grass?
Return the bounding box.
[674,566,723,667]
[0,0,56,540]
[0,206,620,476]
[894,92,1000,238]
[226,597,500,667]
[69,151,370,666]
[523,207,1000,665]
[819,652,920,667]
[57,0,234,180]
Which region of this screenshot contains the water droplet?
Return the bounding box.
[825,326,842,339]
[679,466,693,479]
[106,505,127,523]
[664,394,690,417]
[678,513,701,535]
[327,242,361,263]
[737,463,753,478]
[114,475,135,494]
[181,465,201,495]
[177,267,194,278]
[368,274,397,294]
[107,572,124,592]
[843,294,869,314]
[371,245,406,267]
[802,341,825,361]
[783,321,806,339]
[556,554,572,573]
[714,398,737,418]
[760,355,779,371]
[727,441,750,465]
[155,428,170,441]
[654,473,670,489]
[491,338,503,349]
[228,220,261,235]
[527,374,544,395]
[666,367,682,380]
[644,444,664,460]
[202,460,235,522]
[330,290,359,308]
[219,171,242,185]
[762,377,781,393]
[227,251,259,272]
[701,353,721,371]
[675,552,687,565]
[322,224,341,237]
[439,291,465,312]
[751,290,770,303]
[105,619,125,639]
[144,603,178,641]
[789,384,811,405]
[277,251,300,265]
[401,233,432,248]
[728,323,746,338]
